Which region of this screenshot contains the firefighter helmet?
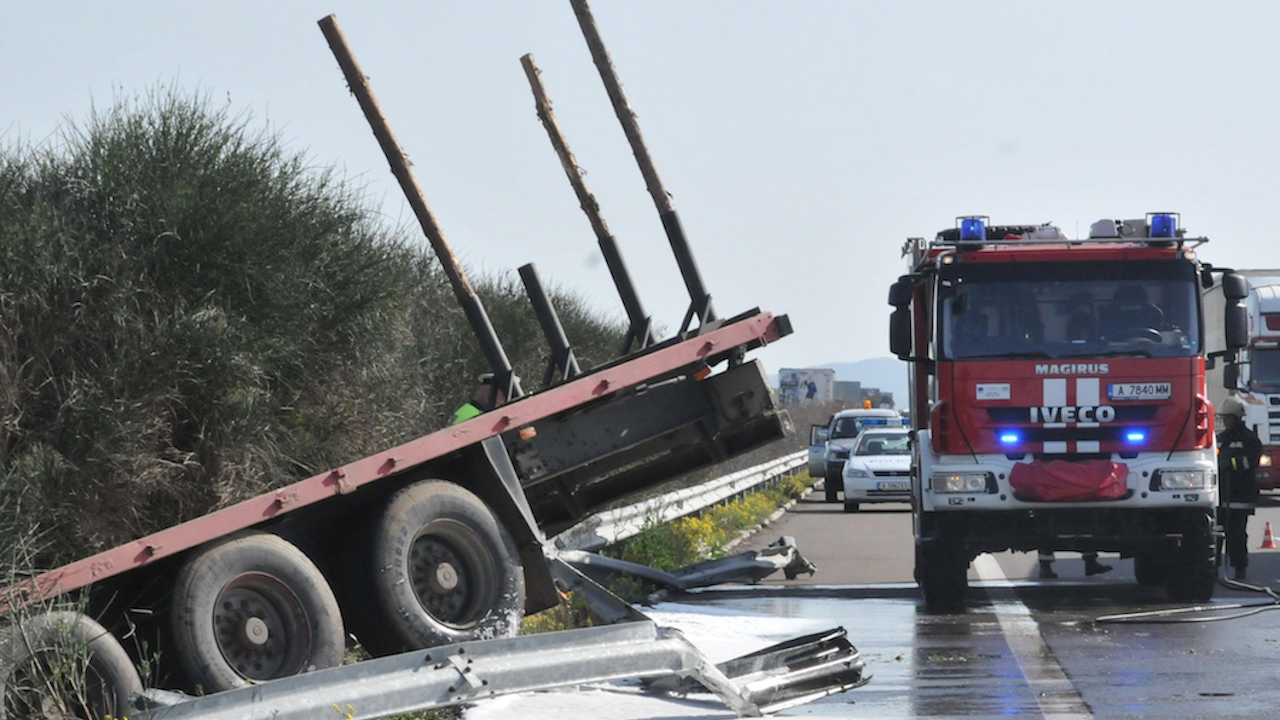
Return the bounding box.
[1220,395,1247,419]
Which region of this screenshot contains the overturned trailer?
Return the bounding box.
[0,3,865,718]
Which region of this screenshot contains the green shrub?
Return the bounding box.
[0,88,623,564]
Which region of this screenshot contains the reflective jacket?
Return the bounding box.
[1218,423,1263,508]
[451,403,483,425]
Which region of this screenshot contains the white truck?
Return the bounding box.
[1206,270,1280,489]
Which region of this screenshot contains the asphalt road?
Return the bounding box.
[700,485,1280,718]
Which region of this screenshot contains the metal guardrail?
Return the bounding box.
[140,618,866,720]
[554,450,808,551]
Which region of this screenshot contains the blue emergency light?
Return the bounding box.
[1125,430,1147,443]
[960,217,986,241]
[1149,214,1177,238]
[864,418,887,426]
[999,432,1020,445]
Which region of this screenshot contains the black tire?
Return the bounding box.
[843,501,860,513]
[366,480,524,655]
[0,611,142,719]
[824,471,841,503]
[169,531,345,693]
[1133,552,1169,587]
[1166,518,1217,603]
[916,542,969,607]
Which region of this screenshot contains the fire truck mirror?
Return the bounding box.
[890,308,913,359]
[1226,302,1249,351]
[1222,272,1249,301]
[1200,267,1215,290]
[888,277,913,308]
[1224,362,1241,390]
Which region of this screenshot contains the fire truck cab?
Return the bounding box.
[889,214,1249,605]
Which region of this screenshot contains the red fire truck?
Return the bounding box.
[888,215,1249,605]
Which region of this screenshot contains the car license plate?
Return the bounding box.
[876,481,909,491]
[1108,382,1172,401]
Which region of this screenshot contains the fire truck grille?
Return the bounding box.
[985,406,1159,423]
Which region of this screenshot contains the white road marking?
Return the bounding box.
[973,554,1094,720]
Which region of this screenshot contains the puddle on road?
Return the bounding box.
[467,586,1280,719]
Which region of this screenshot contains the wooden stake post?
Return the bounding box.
[318,14,521,398]
[520,53,655,351]
[569,0,717,328]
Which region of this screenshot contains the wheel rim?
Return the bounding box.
[407,520,499,629]
[213,573,311,680]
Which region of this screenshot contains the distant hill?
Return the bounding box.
[770,356,909,407]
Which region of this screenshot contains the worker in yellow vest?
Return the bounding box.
[451,373,509,425]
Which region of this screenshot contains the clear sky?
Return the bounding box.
[6,1,1279,373]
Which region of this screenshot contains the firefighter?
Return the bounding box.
[1218,394,1262,580]
[451,373,509,425]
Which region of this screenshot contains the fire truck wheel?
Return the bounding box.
[1165,519,1216,603]
[1132,552,1169,586]
[169,531,346,693]
[0,611,143,720]
[367,480,524,655]
[916,542,969,607]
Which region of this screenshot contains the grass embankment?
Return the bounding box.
[0,87,624,718]
[0,88,624,565]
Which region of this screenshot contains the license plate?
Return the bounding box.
[876,481,910,491]
[1108,382,1172,401]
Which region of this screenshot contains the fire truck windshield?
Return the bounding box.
[939,260,1200,361]
[1250,346,1280,391]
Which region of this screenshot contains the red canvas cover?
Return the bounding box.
[1009,460,1129,502]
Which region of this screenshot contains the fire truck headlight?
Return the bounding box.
[931,471,994,493]
[1155,469,1215,491]
[1260,455,1273,468]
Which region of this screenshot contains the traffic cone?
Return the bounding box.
[1261,521,1278,550]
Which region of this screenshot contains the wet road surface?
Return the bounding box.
[708,487,1280,718]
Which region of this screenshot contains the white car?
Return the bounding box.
[841,428,912,513]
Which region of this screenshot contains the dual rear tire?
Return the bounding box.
[168,480,525,693]
[359,480,525,655]
[169,532,346,693]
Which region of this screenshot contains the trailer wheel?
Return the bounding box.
[366,480,524,655]
[169,531,345,693]
[916,542,968,607]
[0,611,142,719]
[1165,518,1216,603]
[1133,552,1169,587]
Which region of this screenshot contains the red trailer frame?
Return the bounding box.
[9,311,788,608]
